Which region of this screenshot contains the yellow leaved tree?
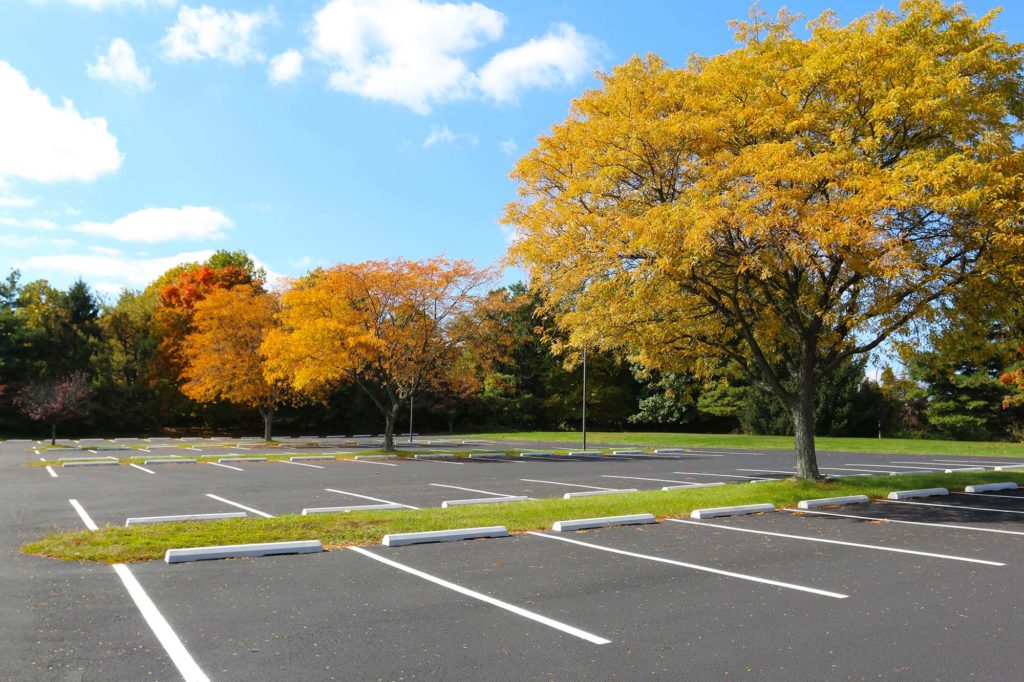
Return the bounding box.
[262,258,497,451]
[180,284,289,440]
[505,1,1024,479]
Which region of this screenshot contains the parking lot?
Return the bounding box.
[3,437,1023,680]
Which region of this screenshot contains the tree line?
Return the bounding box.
[0,248,1021,444]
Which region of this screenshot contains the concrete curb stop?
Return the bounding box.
[165,540,322,564]
[441,496,529,508]
[690,503,776,519]
[143,458,198,465]
[552,513,656,532]
[563,489,638,499]
[887,488,949,500]
[382,526,509,547]
[302,504,405,514]
[964,482,1018,493]
[126,512,246,526]
[661,482,727,490]
[797,495,870,510]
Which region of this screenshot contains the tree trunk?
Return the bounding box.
[382,403,401,452]
[50,422,57,446]
[791,371,821,480]
[259,407,274,441]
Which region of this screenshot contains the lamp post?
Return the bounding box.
[582,347,587,451]
[408,388,415,444]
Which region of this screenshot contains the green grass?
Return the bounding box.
[25,448,531,467]
[22,470,1023,564]
[460,431,1024,457]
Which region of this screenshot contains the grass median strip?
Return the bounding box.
[21,471,1024,564]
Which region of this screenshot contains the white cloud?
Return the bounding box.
[0,215,57,230]
[71,206,233,243]
[499,138,517,155]
[89,245,123,256]
[87,38,153,92]
[423,125,477,148]
[19,250,216,288]
[0,61,122,183]
[161,5,275,64]
[478,23,596,103]
[268,49,303,84]
[310,0,505,114]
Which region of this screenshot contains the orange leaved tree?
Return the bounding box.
[180,284,288,440]
[263,258,497,451]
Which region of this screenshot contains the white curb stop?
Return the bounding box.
[887,488,949,500]
[945,467,986,473]
[382,526,509,547]
[964,482,1018,493]
[354,455,392,460]
[143,458,198,465]
[441,496,529,508]
[994,464,1024,471]
[414,453,455,460]
[568,451,602,456]
[563,489,638,499]
[289,455,336,462]
[653,448,684,454]
[552,513,656,532]
[218,457,266,463]
[690,503,776,519]
[518,452,555,457]
[661,482,727,490]
[61,460,118,467]
[126,512,246,526]
[468,453,504,459]
[165,540,322,563]
[302,503,405,514]
[797,495,870,510]
[612,450,644,455]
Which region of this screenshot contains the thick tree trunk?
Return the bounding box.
[259,407,274,441]
[791,372,821,480]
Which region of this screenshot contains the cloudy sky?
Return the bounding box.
[1,0,1018,296]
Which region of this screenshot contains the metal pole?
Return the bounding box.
[582,347,587,451]
[408,389,414,443]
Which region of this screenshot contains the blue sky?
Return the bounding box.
[1,0,1019,297]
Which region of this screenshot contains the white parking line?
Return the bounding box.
[45,466,57,478]
[206,461,244,472]
[819,466,897,474]
[673,471,769,480]
[783,508,1024,536]
[845,464,942,470]
[882,499,1024,515]
[928,459,1020,465]
[279,459,325,469]
[669,519,1004,566]
[69,499,98,530]
[527,532,847,599]
[325,488,419,509]
[130,463,155,475]
[349,546,610,644]
[206,493,274,518]
[429,483,515,497]
[737,468,795,476]
[601,475,697,485]
[520,479,616,491]
[66,499,209,681]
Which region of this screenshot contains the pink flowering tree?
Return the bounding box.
[15,372,94,445]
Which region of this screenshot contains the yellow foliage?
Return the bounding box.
[505,0,1024,400]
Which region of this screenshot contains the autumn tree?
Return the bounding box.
[15,371,94,444]
[505,1,1024,478]
[180,284,288,440]
[263,258,497,450]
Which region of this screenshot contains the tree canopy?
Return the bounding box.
[505,0,1024,477]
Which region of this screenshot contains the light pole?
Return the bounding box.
[582,347,587,451]
[408,388,415,444]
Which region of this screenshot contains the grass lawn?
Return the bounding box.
[23,470,1023,564]
[459,431,1024,458]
